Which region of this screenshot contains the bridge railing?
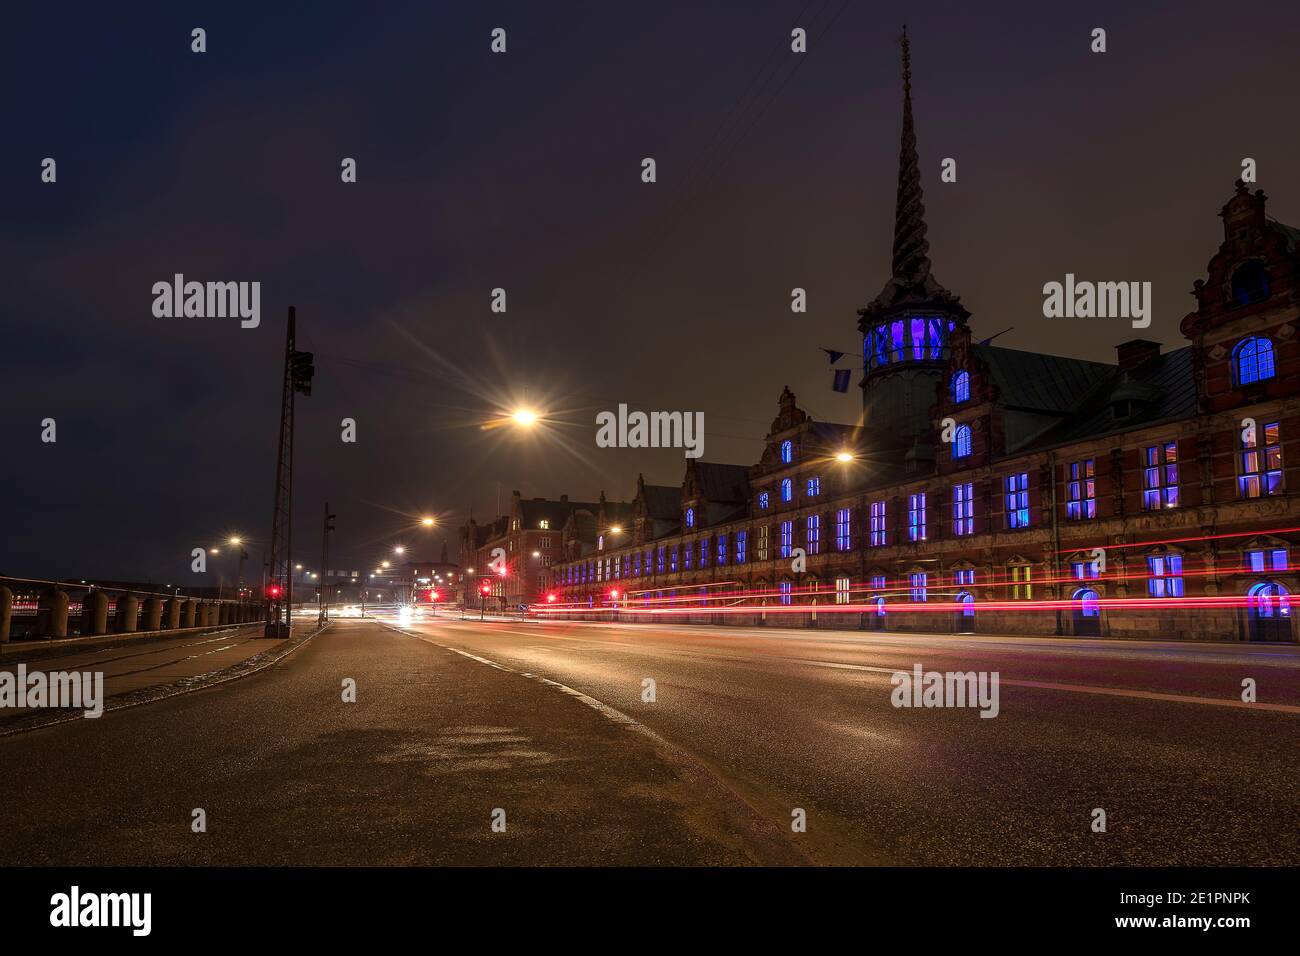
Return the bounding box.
[0,575,266,643]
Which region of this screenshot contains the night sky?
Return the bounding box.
[4,0,1299,583]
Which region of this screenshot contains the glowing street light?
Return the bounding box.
[229,536,243,546]
[511,408,538,427]
[836,451,854,463]
[610,525,623,534]
[394,546,405,555]
[421,517,435,527]
[531,550,540,558]
[381,561,390,569]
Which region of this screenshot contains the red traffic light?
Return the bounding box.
[268,585,282,598]
[609,589,619,599]
[546,593,557,603]
[480,584,491,595]
[431,590,441,602]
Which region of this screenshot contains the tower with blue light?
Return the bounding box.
[857,28,970,448]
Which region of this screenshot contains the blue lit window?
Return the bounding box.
[1071,558,1100,580]
[1074,588,1100,617]
[684,544,693,570]
[952,482,973,536]
[1146,554,1184,598]
[1234,336,1276,385]
[953,424,971,459]
[779,581,792,605]
[736,531,747,564]
[806,515,821,555]
[670,547,679,572]
[835,508,851,551]
[953,568,975,586]
[779,521,793,558]
[908,493,927,542]
[657,547,665,574]
[870,501,887,546]
[1142,444,1179,510]
[780,440,793,464]
[1240,421,1282,498]
[1005,473,1030,528]
[807,476,821,497]
[909,572,927,602]
[1244,548,1287,573]
[758,492,770,510]
[952,370,970,404]
[717,534,727,566]
[869,574,887,590]
[781,478,792,502]
[685,507,695,528]
[1066,459,1096,520]
[699,539,708,568]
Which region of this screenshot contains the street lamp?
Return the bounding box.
[836,451,854,463]
[511,408,538,427]
[421,517,435,527]
[394,546,405,555]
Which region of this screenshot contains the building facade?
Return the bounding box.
[542,40,1300,644]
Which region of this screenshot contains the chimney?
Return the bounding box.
[560,494,568,503]
[1116,339,1161,370]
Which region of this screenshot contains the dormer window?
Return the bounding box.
[757,491,770,510]
[951,370,970,404]
[539,519,549,529]
[1231,260,1269,307]
[1234,336,1276,386]
[780,440,793,464]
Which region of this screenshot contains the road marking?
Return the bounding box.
[404,620,1300,714]
[786,658,1300,713]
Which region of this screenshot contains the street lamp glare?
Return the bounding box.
[381,561,390,568]
[229,536,242,546]
[610,525,622,533]
[836,451,854,463]
[421,517,435,527]
[394,546,405,554]
[511,408,538,427]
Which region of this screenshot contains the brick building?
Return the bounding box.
[542,43,1300,644]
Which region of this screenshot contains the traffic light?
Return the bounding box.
[268,585,282,599]
[609,589,619,599]
[546,593,557,603]
[480,583,491,596]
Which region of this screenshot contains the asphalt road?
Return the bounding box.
[2,614,1296,865]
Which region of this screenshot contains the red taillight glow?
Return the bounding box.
[546,593,557,603]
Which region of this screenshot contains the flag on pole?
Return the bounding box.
[831,368,852,392]
[821,348,846,364]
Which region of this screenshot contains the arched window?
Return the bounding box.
[781,478,792,502]
[685,507,695,528]
[1232,260,1269,307]
[780,440,793,464]
[1073,587,1100,617]
[757,491,769,510]
[953,424,972,459]
[1234,336,1276,385]
[951,370,970,404]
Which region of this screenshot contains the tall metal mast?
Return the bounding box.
[265,306,314,638]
